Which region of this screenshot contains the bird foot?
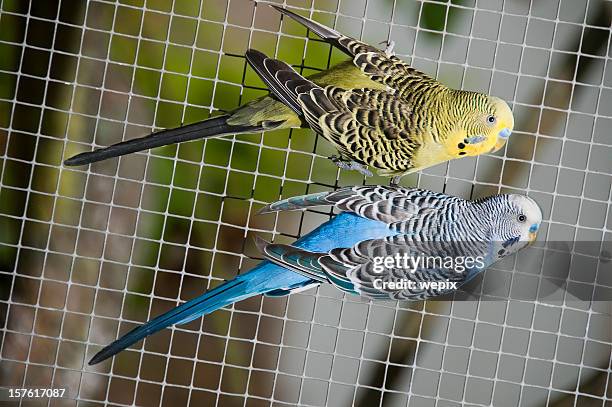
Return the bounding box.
[390,175,402,186]
[330,156,373,177]
[380,40,396,57]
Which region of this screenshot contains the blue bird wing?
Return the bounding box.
[258,234,491,301]
[260,185,457,225]
[255,186,475,299]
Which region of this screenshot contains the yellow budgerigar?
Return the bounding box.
[65,5,514,183]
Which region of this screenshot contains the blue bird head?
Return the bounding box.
[487,195,542,261]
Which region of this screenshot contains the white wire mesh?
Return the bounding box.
[0,0,610,406]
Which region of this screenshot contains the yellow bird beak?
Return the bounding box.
[528,224,539,243]
[492,127,512,152]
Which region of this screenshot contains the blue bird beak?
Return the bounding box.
[528,223,539,243]
[493,127,512,152]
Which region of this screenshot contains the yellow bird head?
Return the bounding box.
[452,92,514,157]
[487,97,514,152]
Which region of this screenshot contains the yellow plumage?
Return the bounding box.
[64,5,514,184]
[226,61,387,129]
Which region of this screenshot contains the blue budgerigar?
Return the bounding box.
[89,186,542,365]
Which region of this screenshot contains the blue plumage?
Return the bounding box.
[89,212,397,364]
[89,186,541,365]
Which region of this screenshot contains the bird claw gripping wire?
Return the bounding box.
[379,40,396,57]
[330,155,373,177]
[390,175,403,186]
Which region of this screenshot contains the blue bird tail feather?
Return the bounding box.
[90,272,259,365]
[89,212,395,365]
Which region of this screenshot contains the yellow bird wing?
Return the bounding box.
[244,48,428,176]
[227,61,387,129]
[270,5,442,100]
[300,86,421,175]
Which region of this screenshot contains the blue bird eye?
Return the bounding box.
[518,214,527,222]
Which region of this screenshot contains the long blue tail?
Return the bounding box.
[89,279,245,365]
[89,212,393,365]
[88,262,304,365]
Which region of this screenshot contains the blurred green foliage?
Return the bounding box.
[420,0,471,33]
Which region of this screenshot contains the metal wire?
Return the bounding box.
[0,0,610,406]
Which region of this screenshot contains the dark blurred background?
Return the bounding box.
[0,0,610,406]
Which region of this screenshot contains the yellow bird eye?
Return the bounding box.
[486,115,496,125]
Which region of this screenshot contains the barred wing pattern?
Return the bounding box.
[246,49,422,174]
[260,185,464,225]
[271,5,444,100]
[245,49,318,116]
[260,234,490,300]
[301,87,421,173]
[258,186,489,299]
